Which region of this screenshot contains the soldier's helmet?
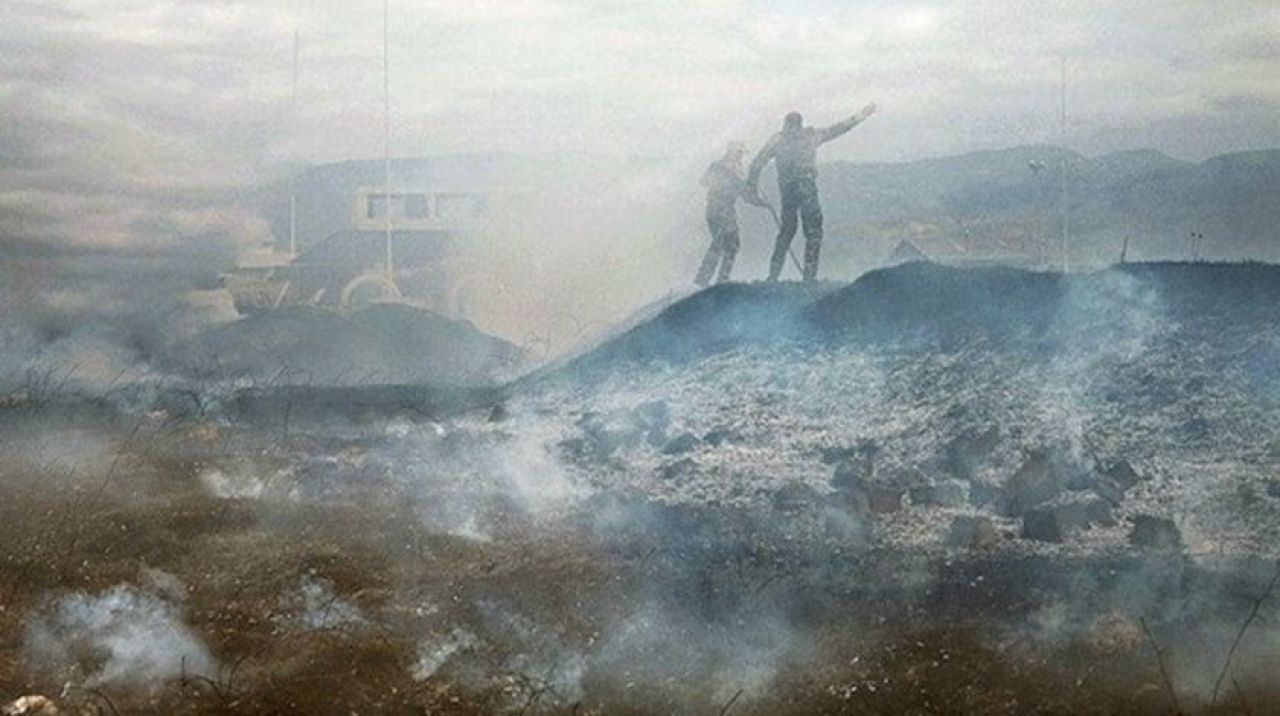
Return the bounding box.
[783,112,803,131]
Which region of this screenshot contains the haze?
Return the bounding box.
[3,0,1278,250]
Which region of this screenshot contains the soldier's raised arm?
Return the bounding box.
[746,135,780,194]
[817,102,877,144]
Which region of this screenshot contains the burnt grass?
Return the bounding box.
[1,413,1277,714]
[5,262,1280,713]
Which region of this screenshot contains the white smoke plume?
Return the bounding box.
[23,585,213,689]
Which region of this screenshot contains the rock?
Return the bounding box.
[909,479,969,508]
[948,515,999,549]
[969,481,1006,510]
[1004,449,1066,515]
[820,440,879,466]
[657,457,697,481]
[645,426,668,448]
[1239,483,1260,507]
[1100,459,1143,492]
[945,427,999,479]
[772,483,822,512]
[637,400,671,431]
[1129,515,1182,550]
[702,427,740,446]
[1021,508,1065,542]
[1022,498,1115,542]
[661,431,701,455]
[1266,479,1280,499]
[866,484,906,514]
[832,459,873,492]
[486,403,509,422]
[2,697,58,716]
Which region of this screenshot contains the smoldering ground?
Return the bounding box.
[6,263,1280,714]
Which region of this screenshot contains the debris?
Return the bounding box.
[1003,449,1067,515]
[702,427,741,446]
[772,483,822,512]
[661,431,701,455]
[944,428,998,480]
[636,400,671,431]
[865,484,906,514]
[1022,498,1115,542]
[1266,479,1280,499]
[2,697,58,716]
[948,516,999,549]
[657,458,698,481]
[1129,515,1182,550]
[909,480,969,509]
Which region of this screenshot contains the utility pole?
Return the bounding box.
[383,0,394,279]
[289,29,299,257]
[1059,55,1069,273]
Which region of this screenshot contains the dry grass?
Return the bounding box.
[2,416,1279,714]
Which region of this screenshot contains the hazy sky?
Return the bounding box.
[1,0,1278,248]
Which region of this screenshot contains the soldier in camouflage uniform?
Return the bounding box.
[747,103,877,281]
[695,141,761,287]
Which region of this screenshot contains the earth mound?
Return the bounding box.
[167,303,524,387]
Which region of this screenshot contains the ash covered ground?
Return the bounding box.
[4,262,1280,714]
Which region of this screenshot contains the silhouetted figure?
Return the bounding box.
[695,142,760,287]
[748,104,876,281]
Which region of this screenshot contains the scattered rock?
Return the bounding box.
[832,459,873,492]
[969,481,1006,510]
[1239,483,1260,507]
[773,483,822,512]
[945,428,999,479]
[1266,479,1280,499]
[636,400,671,432]
[866,484,906,514]
[661,431,701,455]
[486,403,509,422]
[909,479,969,509]
[645,426,668,448]
[829,459,904,514]
[1129,515,1182,550]
[2,697,58,716]
[1021,509,1065,542]
[1004,449,1067,515]
[819,440,879,467]
[657,457,697,481]
[948,516,999,550]
[1022,498,1115,543]
[1100,459,1144,492]
[702,427,741,446]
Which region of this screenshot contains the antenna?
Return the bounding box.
[289,29,299,257]
[382,0,394,278]
[1059,55,1069,273]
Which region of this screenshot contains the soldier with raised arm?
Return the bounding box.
[747,103,877,282]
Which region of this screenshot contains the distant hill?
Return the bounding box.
[806,146,1280,272]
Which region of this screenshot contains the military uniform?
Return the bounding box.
[748,115,864,281]
[695,157,749,287]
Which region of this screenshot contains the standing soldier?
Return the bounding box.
[695,141,762,287]
[747,103,877,281]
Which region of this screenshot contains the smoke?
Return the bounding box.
[23,584,213,689]
[282,575,368,632]
[0,238,239,396]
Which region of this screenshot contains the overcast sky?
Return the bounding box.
[1,0,1278,248]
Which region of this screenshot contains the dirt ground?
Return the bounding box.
[2,406,1277,715]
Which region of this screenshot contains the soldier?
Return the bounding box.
[747,103,877,281]
[694,141,762,287]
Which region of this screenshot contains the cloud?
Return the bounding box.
[0,0,1277,248]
